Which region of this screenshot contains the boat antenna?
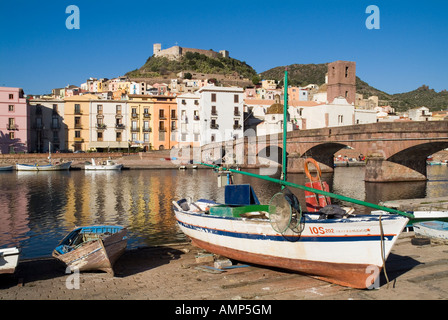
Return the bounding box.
[280,67,288,184]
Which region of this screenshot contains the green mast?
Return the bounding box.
[281,68,288,183]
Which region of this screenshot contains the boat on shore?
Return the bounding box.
[414,220,448,243]
[85,158,123,170]
[0,247,21,274]
[0,165,13,171]
[52,225,127,275]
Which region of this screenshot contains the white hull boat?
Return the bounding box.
[414,220,448,243]
[85,158,123,170]
[173,188,409,289]
[0,247,21,274]
[16,161,72,171]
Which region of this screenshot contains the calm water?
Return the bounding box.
[1,165,448,259]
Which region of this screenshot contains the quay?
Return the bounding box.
[1,232,447,300]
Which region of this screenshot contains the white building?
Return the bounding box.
[409,106,432,121]
[176,92,201,148]
[256,99,297,136]
[89,100,129,151]
[197,86,244,145]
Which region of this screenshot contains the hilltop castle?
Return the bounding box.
[153,43,229,61]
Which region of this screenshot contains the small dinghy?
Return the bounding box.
[52,225,127,275]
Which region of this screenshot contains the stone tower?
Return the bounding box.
[153,43,162,56]
[326,61,356,104]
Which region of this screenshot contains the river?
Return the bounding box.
[1,165,448,259]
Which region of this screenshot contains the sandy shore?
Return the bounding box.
[1,232,448,301]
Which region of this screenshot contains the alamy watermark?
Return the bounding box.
[365,5,380,30]
[65,266,80,290]
[66,5,80,30]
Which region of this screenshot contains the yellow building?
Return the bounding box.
[64,94,97,151]
[128,95,153,151]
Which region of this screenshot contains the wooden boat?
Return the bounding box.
[85,158,123,170]
[52,225,127,275]
[414,220,448,243]
[16,161,72,171]
[0,247,21,274]
[0,165,13,171]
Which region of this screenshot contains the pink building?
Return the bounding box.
[0,87,30,153]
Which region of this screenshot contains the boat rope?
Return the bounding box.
[379,215,390,288]
[198,162,414,219]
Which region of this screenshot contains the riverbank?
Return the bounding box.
[1,232,447,300]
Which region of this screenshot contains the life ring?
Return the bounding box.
[304,158,322,182]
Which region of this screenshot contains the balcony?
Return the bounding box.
[233,124,242,130]
[159,127,167,132]
[194,115,200,121]
[96,123,107,130]
[210,123,219,130]
[7,124,19,130]
[234,110,241,116]
[74,137,84,142]
[211,111,218,116]
[143,113,151,119]
[115,124,125,130]
[131,113,138,118]
[143,127,152,132]
[131,126,140,132]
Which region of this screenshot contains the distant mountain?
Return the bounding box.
[126,51,258,81]
[260,63,448,112]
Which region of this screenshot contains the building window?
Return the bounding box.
[8,105,14,112]
[144,133,149,142]
[116,105,122,114]
[211,93,216,102]
[97,105,103,113]
[234,95,239,103]
[74,104,81,114]
[9,94,13,100]
[75,131,81,138]
[9,132,14,139]
[97,132,103,141]
[116,132,122,141]
[132,133,137,141]
[345,66,349,78]
[211,106,217,115]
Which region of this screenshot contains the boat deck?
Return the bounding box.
[1,232,448,300]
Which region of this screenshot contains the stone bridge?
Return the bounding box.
[200,121,448,182]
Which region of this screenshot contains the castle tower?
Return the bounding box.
[153,43,162,56]
[326,61,356,104]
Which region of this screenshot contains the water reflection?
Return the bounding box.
[0,165,447,259]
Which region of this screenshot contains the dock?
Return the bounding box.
[1,232,447,300]
[381,197,448,211]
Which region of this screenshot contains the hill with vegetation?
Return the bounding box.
[126,51,258,81]
[260,63,448,112]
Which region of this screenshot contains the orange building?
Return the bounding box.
[149,95,178,150]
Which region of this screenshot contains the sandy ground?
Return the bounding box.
[1,232,448,301]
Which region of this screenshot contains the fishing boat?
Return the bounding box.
[0,165,13,171]
[173,69,448,289]
[0,247,21,274]
[414,220,448,243]
[52,225,127,275]
[16,142,71,171]
[16,161,72,171]
[85,158,123,170]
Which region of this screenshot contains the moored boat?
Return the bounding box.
[85,158,123,170]
[0,165,13,171]
[52,225,127,275]
[0,247,21,274]
[16,161,72,171]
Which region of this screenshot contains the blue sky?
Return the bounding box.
[0,0,447,95]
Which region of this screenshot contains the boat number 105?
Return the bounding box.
[309,226,334,235]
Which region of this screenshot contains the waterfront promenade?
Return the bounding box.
[1,232,447,300]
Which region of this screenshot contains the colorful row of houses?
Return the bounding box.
[0,85,245,154]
